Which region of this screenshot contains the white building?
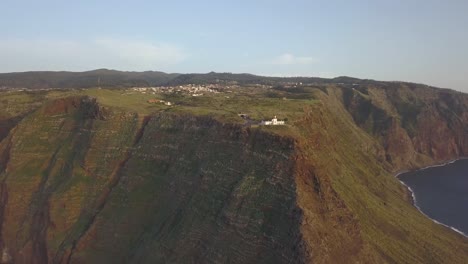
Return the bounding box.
[261,116,285,126]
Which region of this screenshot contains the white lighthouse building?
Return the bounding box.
[261,116,285,126]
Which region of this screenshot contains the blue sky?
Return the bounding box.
[1,0,467,91]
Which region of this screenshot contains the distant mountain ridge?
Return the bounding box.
[0,69,443,91]
[0,69,179,89]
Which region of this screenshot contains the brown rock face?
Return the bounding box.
[412,107,465,160]
[384,118,416,168]
[342,84,468,171]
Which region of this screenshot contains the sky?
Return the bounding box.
[1,0,467,92]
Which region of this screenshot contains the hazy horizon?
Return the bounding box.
[1,0,467,92]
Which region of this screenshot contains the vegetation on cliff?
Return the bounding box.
[0,78,467,263]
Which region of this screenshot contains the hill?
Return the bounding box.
[0,69,179,89]
[0,78,467,263]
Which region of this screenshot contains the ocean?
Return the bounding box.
[398,159,468,236]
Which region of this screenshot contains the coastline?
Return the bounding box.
[394,157,468,177]
[395,158,468,238]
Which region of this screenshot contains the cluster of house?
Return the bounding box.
[281,82,303,88]
[147,99,172,106]
[132,84,220,96]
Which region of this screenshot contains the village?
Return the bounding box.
[132,84,225,96]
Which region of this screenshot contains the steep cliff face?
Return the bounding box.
[293,89,468,263]
[0,96,138,263]
[342,84,468,170]
[62,114,305,264]
[0,97,307,263]
[0,85,467,264]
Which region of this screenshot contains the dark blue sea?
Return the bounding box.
[398,159,468,236]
